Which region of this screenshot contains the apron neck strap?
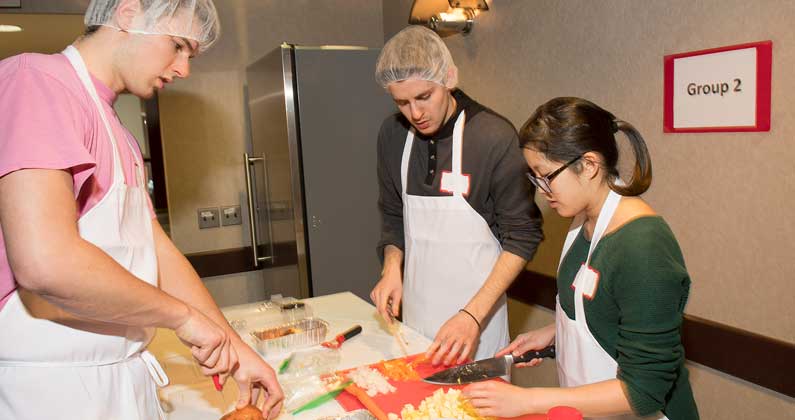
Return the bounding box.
[450,110,466,178]
[400,128,413,195]
[584,190,622,265]
[61,45,144,187]
[557,189,622,273]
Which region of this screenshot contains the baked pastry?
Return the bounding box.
[220,405,264,420]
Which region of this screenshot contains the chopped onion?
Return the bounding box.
[349,366,396,397]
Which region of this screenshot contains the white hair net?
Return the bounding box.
[375,25,457,88]
[84,0,220,53]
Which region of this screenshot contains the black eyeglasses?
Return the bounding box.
[526,155,583,194]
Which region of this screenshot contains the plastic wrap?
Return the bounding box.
[278,347,341,379]
[273,295,313,322]
[224,295,313,335]
[280,374,346,413]
[316,409,377,420]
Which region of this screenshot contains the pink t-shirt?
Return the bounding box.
[0,52,155,310]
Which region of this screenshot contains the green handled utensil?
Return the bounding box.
[291,380,353,415]
[277,353,294,374]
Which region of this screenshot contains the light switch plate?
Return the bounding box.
[197,207,220,229]
[221,205,242,226]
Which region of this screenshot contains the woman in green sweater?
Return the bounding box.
[463,97,698,419]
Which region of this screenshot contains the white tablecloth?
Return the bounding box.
[148,292,431,420]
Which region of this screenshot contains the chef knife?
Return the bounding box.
[422,345,556,385]
[386,298,409,357]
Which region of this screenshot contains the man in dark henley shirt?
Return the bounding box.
[370,26,543,365]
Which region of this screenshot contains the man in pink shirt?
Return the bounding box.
[0,1,282,418]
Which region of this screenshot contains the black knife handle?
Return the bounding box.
[340,325,363,341]
[514,345,556,363]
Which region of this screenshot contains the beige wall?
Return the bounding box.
[159,69,250,254]
[385,0,795,342]
[384,0,795,417]
[159,1,385,254]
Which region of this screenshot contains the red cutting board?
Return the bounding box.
[334,353,545,420]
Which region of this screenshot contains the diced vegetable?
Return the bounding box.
[348,366,396,397]
[375,358,421,381]
[395,388,493,420]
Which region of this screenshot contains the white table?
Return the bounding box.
[148,292,431,419]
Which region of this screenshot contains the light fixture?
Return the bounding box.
[409,0,489,36]
[0,24,22,33]
[0,0,21,8]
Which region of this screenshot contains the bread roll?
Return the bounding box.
[220,405,264,420]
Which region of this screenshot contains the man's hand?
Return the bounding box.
[174,305,238,377]
[425,311,479,366]
[231,338,284,419]
[370,268,403,323]
[495,323,555,368]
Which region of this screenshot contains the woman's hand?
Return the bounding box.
[463,380,534,418]
[496,323,555,368]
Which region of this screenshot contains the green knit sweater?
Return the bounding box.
[558,216,699,419]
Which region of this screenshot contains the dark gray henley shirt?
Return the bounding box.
[376,89,544,262]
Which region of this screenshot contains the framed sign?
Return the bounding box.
[663,41,772,133]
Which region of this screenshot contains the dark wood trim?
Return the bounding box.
[507,270,795,398]
[143,94,168,210]
[185,242,297,278]
[680,313,795,398]
[183,250,795,398]
[506,270,558,310]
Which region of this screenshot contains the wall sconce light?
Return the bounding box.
[409,0,489,36]
[0,25,22,32]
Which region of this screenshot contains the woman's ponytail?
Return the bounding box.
[607,120,652,196]
[520,97,653,197]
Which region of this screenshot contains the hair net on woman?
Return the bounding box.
[375,25,457,88]
[84,0,220,53]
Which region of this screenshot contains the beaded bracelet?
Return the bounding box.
[458,308,481,331]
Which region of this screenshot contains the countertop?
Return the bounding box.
[149,292,432,420]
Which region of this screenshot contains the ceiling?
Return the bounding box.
[0,13,84,59]
[0,1,386,71]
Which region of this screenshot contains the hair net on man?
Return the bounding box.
[375,25,457,88]
[84,0,220,53]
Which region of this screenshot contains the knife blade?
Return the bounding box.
[387,298,409,357]
[422,345,556,385]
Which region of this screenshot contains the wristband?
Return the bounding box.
[458,308,481,331]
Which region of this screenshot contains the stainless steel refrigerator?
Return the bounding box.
[243,44,395,302]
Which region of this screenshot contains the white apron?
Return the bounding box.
[401,111,509,360]
[555,190,666,420]
[0,45,168,419]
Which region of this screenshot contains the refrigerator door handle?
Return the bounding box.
[244,152,275,267]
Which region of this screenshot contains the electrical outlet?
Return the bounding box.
[221,205,242,226]
[197,207,220,229]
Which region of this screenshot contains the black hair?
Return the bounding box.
[518,97,652,196]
